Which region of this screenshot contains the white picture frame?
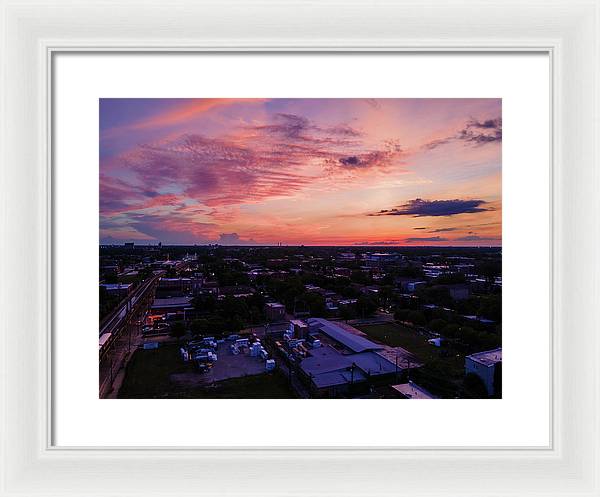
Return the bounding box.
[1,0,599,496]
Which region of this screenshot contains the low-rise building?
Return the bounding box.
[446,283,471,300]
[151,296,194,318]
[218,285,255,298]
[395,277,426,293]
[434,283,471,300]
[100,283,132,299]
[364,252,403,267]
[156,277,192,296]
[391,381,437,399]
[265,302,286,322]
[465,347,502,396]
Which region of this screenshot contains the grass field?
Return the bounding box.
[118,344,297,399]
[356,322,441,362]
[175,372,298,399]
[356,322,466,398]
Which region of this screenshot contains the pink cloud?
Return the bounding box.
[100,100,502,245]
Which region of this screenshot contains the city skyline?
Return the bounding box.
[100,98,501,246]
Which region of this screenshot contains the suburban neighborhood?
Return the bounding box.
[99,244,502,399]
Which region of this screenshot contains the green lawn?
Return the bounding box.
[176,372,298,399]
[118,345,187,398]
[356,322,440,362]
[118,344,297,399]
[356,322,466,398]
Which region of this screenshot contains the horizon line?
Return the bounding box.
[99,243,502,248]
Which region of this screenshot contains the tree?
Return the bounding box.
[190,319,209,336]
[192,294,217,314]
[378,285,395,309]
[340,305,357,322]
[478,260,501,287]
[441,323,460,339]
[169,321,186,342]
[478,294,502,322]
[103,273,118,284]
[407,310,426,326]
[356,294,378,318]
[429,318,447,333]
[493,362,502,398]
[419,286,452,307]
[394,308,410,322]
[397,266,424,278]
[350,270,372,285]
[463,373,489,398]
[303,292,327,317]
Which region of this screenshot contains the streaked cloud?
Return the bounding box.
[422,116,502,150]
[404,236,449,243]
[454,234,501,242]
[100,98,502,245]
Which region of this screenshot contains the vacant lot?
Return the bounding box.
[118,344,297,398]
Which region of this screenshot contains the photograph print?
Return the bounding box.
[99,98,502,399]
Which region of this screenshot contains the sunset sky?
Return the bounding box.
[100,98,501,246]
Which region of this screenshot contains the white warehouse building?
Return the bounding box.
[465,347,502,397]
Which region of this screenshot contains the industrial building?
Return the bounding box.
[296,318,398,397]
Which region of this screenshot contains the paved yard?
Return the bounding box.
[204,342,266,382]
[119,342,291,398]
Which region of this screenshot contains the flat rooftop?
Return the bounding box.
[151,296,193,309]
[300,344,397,389]
[306,318,382,353]
[392,382,436,399]
[290,319,308,327]
[100,283,132,291]
[466,347,502,367]
[311,369,367,389]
